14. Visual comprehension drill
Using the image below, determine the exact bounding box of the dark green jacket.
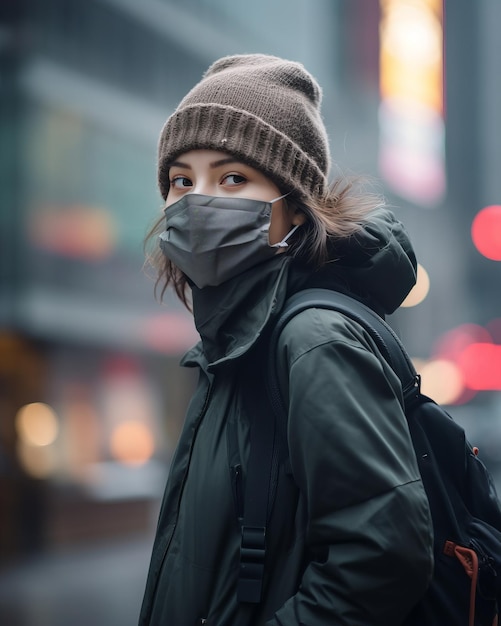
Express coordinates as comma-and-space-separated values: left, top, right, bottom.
139, 209, 434, 625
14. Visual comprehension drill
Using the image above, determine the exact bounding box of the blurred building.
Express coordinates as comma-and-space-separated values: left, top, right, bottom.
0, 0, 208, 562
0, 1, 500, 621
0, 0, 370, 567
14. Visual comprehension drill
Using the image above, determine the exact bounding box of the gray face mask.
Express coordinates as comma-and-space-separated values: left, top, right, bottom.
159, 193, 298, 289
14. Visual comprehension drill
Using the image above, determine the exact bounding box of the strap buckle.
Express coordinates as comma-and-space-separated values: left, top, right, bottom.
237, 525, 266, 603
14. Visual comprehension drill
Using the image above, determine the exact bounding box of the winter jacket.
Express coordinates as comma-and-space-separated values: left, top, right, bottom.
139, 209, 434, 626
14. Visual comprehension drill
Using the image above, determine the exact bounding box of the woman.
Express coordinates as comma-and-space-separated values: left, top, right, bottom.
139, 54, 433, 626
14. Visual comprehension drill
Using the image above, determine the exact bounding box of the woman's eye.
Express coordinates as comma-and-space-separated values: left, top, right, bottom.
170, 176, 192, 189
223, 174, 247, 186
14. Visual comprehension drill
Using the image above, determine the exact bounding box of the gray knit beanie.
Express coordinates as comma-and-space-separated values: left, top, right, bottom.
158, 54, 331, 201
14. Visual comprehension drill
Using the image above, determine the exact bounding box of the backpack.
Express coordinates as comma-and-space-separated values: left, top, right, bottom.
237, 288, 501, 626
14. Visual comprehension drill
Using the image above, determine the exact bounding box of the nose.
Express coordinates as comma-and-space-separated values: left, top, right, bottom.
191, 178, 213, 197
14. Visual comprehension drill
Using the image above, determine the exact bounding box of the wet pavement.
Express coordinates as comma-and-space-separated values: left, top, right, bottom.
0, 533, 153, 626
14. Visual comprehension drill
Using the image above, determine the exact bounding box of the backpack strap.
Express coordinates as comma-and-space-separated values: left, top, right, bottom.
237, 353, 280, 604
268, 288, 421, 415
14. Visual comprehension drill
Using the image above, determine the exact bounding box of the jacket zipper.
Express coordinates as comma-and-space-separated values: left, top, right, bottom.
231, 463, 244, 524
145, 376, 215, 623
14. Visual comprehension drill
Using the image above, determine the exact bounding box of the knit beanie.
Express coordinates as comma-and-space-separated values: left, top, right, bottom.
158, 54, 331, 201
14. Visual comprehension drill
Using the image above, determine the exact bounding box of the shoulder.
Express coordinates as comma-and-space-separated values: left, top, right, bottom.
276, 305, 379, 365
274, 304, 403, 404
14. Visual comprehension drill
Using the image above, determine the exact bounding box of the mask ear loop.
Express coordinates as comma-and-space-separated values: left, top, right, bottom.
272, 224, 301, 248
269, 191, 291, 204
268, 191, 301, 248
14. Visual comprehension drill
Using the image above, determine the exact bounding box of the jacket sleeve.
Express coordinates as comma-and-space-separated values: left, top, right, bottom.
266, 308, 434, 626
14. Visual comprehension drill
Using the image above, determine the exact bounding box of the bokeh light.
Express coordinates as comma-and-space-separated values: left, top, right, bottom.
432, 323, 492, 359
418, 358, 464, 405
15, 402, 60, 478
457, 343, 501, 390
27, 204, 117, 259
471, 205, 501, 261
430, 322, 501, 395
401, 263, 430, 307
16, 402, 59, 447
110, 420, 155, 466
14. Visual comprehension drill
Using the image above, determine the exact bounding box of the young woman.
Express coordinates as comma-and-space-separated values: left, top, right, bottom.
139, 54, 433, 626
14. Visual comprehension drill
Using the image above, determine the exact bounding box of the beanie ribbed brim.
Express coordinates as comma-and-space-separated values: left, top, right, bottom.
158, 104, 328, 201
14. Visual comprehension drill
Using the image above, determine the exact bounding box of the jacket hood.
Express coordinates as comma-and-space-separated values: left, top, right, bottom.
323, 208, 417, 315
183, 255, 292, 369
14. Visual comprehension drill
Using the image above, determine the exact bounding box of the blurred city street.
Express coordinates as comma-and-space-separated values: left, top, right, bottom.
0, 1, 500, 624
0, 533, 153, 626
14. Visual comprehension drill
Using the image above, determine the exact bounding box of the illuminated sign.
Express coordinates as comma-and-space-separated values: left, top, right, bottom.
379, 0, 445, 206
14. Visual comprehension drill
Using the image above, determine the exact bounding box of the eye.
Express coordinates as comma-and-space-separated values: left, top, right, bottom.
222, 173, 247, 187
170, 175, 192, 189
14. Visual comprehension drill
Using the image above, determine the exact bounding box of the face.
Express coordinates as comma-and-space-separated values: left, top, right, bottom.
165, 149, 305, 244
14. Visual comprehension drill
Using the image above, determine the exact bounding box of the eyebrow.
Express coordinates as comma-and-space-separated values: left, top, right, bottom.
169, 157, 242, 170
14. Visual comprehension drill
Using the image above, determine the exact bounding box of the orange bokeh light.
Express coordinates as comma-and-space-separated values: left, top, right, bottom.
419, 358, 464, 405
110, 420, 154, 466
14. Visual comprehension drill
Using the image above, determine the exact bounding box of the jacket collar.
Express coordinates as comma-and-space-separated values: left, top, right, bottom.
182, 255, 292, 370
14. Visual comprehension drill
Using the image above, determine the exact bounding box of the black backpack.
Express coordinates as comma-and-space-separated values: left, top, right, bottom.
237, 288, 501, 626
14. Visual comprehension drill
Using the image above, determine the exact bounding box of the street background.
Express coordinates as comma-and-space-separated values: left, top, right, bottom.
1, 1, 500, 624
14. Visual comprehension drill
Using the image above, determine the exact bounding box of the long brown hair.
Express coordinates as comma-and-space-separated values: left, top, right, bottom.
144, 175, 384, 309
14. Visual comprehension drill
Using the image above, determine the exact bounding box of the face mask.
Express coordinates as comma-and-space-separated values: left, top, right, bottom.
159, 193, 299, 289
